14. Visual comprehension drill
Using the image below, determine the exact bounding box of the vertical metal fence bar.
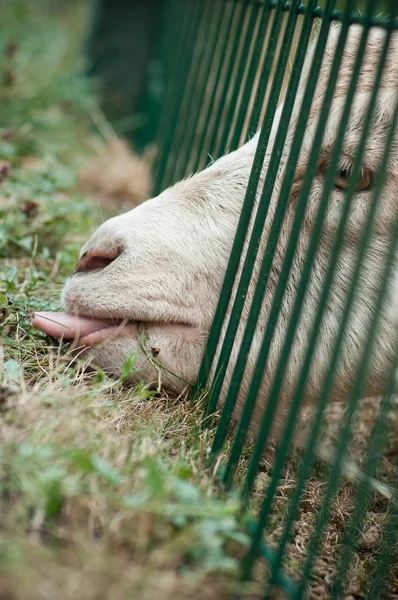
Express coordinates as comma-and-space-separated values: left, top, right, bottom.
173, 0, 230, 181
298, 209, 398, 599
225, 0, 272, 153
154, 0, 206, 195
329, 85, 398, 598
192, 0, 241, 173
205, 0, 251, 162
194, 0, 292, 403
160, 0, 215, 188
208, 0, 311, 452
167, 0, 226, 184
241, 1, 386, 581
209, 0, 335, 456
292, 24, 394, 598
152, 0, 177, 90
222, 1, 354, 491
153, 1, 195, 148
151, 0, 190, 148
215, 0, 262, 158
243, 16, 373, 587
331, 360, 398, 598
244, 0, 291, 137
198, 0, 309, 421
366, 503, 398, 600
140, 0, 182, 147
254, 42, 397, 593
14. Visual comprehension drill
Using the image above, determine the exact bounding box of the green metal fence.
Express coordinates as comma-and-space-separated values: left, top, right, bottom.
86, 0, 164, 143
149, 0, 398, 597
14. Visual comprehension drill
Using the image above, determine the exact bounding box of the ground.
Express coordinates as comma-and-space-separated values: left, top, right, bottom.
0, 3, 397, 600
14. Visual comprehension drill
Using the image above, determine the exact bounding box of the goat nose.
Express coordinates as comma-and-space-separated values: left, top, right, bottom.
75, 247, 121, 273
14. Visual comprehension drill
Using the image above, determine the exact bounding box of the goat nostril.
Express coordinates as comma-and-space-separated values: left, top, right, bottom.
75, 247, 121, 273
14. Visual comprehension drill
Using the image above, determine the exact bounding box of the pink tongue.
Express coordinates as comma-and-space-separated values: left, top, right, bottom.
32, 312, 118, 340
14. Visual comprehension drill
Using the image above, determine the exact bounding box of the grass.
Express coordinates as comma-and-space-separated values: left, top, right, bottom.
0, 3, 260, 598
0, 2, 397, 599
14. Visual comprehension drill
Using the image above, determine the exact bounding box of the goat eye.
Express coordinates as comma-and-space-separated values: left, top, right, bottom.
334, 167, 373, 192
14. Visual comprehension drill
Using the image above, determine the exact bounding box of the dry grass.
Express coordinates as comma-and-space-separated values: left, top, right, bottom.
0, 3, 261, 598
259, 401, 398, 599
1, 2, 398, 599
0, 359, 257, 600
78, 137, 153, 211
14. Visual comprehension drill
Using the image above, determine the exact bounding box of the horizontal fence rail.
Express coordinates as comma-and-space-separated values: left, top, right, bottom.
149, 0, 398, 597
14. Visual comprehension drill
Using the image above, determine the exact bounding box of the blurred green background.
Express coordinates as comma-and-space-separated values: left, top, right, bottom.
85, 0, 394, 148
0, 0, 393, 152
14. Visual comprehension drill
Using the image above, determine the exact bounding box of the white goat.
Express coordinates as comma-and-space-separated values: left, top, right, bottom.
34, 26, 398, 495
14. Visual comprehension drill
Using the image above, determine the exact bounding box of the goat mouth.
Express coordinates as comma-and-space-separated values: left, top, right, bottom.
32, 312, 198, 347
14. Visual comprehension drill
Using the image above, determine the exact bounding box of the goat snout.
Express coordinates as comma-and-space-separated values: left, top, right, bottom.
75, 247, 121, 273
